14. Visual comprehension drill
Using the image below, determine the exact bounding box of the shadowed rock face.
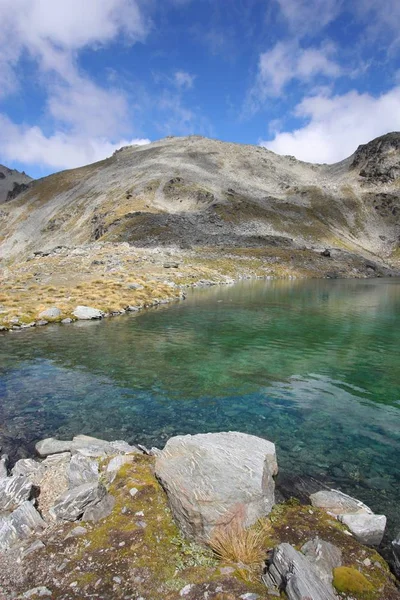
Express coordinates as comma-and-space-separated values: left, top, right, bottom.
0, 165, 32, 204
351, 132, 400, 183
0, 134, 399, 266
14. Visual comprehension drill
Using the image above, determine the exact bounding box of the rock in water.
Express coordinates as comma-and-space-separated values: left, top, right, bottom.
0, 476, 34, 510
35, 438, 73, 457
67, 454, 99, 488
301, 537, 342, 584
155, 432, 277, 541
0, 501, 46, 551
72, 306, 104, 320
263, 542, 337, 600
339, 513, 386, 546
49, 482, 106, 521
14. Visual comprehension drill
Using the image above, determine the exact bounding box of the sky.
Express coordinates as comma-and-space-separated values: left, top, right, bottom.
0, 0, 400, 178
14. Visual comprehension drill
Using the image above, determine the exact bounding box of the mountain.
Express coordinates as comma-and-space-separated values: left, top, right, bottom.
0, 133, 399, 269
0, 164, 32, 204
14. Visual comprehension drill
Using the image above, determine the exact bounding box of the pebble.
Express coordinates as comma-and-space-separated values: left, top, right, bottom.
129, 487, 138, 497
113, 576, 122, 584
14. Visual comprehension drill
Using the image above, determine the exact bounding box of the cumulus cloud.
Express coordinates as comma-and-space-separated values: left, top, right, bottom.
0, 115, 150, 171
254, 42, 341, 99
260, 86, 400, 163
0, 0, 150, 171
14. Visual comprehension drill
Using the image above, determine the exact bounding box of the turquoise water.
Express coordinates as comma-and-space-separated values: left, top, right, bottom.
0, 278, 399, 540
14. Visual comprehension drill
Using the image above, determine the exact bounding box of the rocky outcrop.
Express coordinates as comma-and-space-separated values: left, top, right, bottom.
263, 542, 338, 600
155, 432, 277, 541
0, 164, 32, 204
351, 132, 400, 183
67, 454, 99, 488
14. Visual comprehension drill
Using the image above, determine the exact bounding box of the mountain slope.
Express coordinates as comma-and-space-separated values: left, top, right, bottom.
0, 133, 399, 267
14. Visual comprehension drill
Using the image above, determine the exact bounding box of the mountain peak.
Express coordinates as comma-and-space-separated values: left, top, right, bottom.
350, 132, 400, 182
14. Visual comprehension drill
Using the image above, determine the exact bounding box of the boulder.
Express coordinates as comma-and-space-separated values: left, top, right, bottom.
155, 432, 277, 541
0, 501, 46, 551
35, 438, 72, 458
310, 489, 372, 515
106, 455, 135, 483
0, 454, 9, 478
72, 306, 104, 320
263, 542, 337, 600
12, 458, 44, 480
301, 537, 342, 584
0, 476, 34, 511
38, 307, 61, 320
67, 454, 99, 488
339, 513, 386, 546
49, 482, 106, 521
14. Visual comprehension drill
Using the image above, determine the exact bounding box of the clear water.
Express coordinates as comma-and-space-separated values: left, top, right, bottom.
0, 278, 399, 540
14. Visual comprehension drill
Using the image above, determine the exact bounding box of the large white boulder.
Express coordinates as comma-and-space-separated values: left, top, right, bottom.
72, 306, 104, 320
155, 431, 277, 541
339, 513, 386, 546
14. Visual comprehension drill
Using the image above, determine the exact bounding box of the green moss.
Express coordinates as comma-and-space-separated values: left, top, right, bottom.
333, 566, 374, 595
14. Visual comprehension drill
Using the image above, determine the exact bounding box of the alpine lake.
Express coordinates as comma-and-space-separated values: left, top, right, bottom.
0, 277, 399, 544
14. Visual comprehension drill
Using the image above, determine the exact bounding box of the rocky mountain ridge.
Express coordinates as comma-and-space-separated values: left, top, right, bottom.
0, 133, 399, 269
0, 164, 32, 204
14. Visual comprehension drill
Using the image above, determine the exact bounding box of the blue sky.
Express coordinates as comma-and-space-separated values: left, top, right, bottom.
0, 0, 399, 178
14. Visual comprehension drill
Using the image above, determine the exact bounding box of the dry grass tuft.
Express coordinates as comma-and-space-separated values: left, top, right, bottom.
208, 518, 270, 582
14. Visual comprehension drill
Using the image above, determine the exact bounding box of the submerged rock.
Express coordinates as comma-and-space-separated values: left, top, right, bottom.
155, 431, 277, 541
263, 542, 337, 600
0, 501, 46, 551
49, 482, 106, 521
339, 513, 386, 546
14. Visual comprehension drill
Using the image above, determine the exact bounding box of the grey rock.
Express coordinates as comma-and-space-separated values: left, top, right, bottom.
38, 307, 61, 319
392, 533, 400, 578
155, 431, 277, 541
127, 283, 144, 290
109, 439, 141, 454
263, 542, 337, 600
12, 458, 43, 479
42, 452, 71, 466
339, 513, 386, 546
35, 320, 48, 326
82, 493, 115, 522
0, 454, 9, 478
310, 489, 372, 516
61, 318, 73, 324
49, 482, 106, 521
301, 537, 342, 584
72, 305, 104, 320
67, 454, 99, 488
35, 438, 73, 457
22, 586, 52, 598
0, 476, 34, 510
0, 501, 46, 551
65, 525, 88, 539
106, 455, 135, 483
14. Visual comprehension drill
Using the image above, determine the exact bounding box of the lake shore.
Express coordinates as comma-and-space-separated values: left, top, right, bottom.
1, 242, 398, 332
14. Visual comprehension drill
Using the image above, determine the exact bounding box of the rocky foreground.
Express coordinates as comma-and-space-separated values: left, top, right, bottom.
0, 432, 399, 600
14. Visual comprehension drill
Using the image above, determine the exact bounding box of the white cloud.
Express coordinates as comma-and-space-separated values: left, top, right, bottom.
0, 114, 150, 171
0, 0, 150, 171
255, 42, 341, 98
275, 0, 341, 35
174, 70, 195, 89
261, 86, 400, 163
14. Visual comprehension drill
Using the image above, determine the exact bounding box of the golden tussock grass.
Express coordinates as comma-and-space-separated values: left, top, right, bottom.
208, 518, 271, 582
